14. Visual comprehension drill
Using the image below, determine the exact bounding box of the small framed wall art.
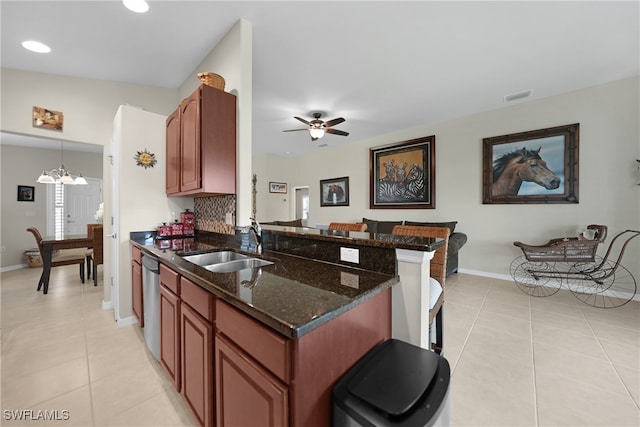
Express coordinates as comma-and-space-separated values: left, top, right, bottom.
17, 185, 35, 202
320, 176, 349, 207
269, 182, 287, 193
33, 106, 63, 131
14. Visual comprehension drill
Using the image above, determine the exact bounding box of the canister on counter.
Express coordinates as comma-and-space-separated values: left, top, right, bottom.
157, 222, 172, 238
171, 220, 184, 236
181, 209, 195, 225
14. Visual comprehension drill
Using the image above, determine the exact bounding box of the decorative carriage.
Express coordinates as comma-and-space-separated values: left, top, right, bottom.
510, 225, 639, 308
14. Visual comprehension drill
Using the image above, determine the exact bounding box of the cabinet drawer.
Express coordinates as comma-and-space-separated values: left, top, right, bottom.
160, 264, 180, 295
132, 246, 142, 264
216, 300, 290, 383
181, 277, 214, 323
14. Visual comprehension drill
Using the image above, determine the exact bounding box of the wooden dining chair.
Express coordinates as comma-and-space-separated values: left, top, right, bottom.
85, 223, 100, 279
91, 225, 104, 286
26, 227, 86, 290
328, 222, 368, 232
392, 225, 450, 354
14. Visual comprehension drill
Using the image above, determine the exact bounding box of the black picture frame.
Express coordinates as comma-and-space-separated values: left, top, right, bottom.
18, 185, 35, 202
269, 182, 287, 193
482, 123, 579, 204
370, 135, 436, 209
320, 176, 350, 207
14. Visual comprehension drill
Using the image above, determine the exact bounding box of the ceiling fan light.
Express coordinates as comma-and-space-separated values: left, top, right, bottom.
309, 128, 325, 139
123, 0, 149, 13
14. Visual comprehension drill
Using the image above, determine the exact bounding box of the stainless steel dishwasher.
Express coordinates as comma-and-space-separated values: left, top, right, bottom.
141, 253, 160, 361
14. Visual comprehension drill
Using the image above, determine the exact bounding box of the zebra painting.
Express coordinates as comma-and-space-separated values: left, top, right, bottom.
370, 136, 435, 209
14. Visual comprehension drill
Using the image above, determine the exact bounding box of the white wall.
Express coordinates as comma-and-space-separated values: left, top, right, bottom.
256, 77, 640, 280
0, 68, 177, 147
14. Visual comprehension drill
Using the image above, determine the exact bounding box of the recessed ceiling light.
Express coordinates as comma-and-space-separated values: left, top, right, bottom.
21, 40, 51, 53
123, 0, 149, 13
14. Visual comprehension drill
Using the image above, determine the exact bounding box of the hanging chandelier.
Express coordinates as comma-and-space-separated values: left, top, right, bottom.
36, 140, 88, 185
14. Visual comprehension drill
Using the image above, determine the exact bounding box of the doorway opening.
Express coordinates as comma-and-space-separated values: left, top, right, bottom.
292, 186, 310, 227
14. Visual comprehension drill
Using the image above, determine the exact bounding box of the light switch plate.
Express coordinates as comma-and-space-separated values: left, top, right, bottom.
340, 247, 360, 263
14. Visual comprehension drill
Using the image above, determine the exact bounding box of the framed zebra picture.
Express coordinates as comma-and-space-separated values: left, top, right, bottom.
370, 135, 436, 209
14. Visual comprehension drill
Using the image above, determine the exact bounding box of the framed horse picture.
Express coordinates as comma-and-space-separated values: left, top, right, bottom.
482, 123, 579, 204
370, 136, 436, 209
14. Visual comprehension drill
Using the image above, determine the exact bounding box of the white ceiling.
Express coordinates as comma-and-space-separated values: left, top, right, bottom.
1, 1, 638, 157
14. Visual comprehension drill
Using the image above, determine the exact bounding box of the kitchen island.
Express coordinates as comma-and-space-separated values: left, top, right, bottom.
130, 226, 443, 427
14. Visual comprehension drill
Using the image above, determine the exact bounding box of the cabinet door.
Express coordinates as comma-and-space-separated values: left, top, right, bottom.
215, 335, 288, 427
181, 303, 213, 427
131, 260, 143, 328
165, 108, 181, 195
180, 90, 201, 192
160, 285, 181, 391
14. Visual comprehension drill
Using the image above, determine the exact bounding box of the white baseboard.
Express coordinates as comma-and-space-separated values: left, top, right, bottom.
456, 268, 640, 302
457, 268, 512, 282
0, 264, 28, 273
102, 300, 114, 310
117, 316, 138, 328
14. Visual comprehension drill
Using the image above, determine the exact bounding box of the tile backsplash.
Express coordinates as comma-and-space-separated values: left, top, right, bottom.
194, 195, 236, 235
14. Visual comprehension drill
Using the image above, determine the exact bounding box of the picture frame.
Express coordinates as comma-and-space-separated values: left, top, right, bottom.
320, 176, 350, 207
32, 106, 63, 131
269, 182, 287, 193
17, 185, 35, 202
482, 123, 579, 204
370, 135, 436, 209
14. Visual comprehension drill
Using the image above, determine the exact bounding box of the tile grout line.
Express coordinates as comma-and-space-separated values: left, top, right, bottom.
81, 283, 97, 427
529, 294, 540, 427
449, 281, 488, 376
582, 308, 640, 411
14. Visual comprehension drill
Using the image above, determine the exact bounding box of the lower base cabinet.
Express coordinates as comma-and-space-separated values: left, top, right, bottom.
181, 303, 213, 427
215, 335, 288, 427
154, 261, 391, 427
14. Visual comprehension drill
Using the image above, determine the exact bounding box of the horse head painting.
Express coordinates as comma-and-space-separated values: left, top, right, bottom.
492, 147, 561, 196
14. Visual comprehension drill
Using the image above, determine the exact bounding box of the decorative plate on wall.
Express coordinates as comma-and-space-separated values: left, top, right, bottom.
134, 149, 157, 169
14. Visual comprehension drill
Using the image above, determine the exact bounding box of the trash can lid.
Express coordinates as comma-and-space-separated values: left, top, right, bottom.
347, 339, 440, 416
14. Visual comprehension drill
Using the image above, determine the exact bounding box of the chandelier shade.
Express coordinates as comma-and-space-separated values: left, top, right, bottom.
36, 141, 88, 185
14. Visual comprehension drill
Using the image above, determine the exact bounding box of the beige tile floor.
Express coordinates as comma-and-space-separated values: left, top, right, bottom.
1, 266, 639, 426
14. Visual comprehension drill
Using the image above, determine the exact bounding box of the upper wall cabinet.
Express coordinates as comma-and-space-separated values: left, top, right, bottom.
166, 84, 237, 196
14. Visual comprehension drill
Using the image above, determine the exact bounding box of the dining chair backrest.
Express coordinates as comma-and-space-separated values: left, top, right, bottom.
26, 227, 44, 256
92, 225, 104, 266
328, 222, 368, 232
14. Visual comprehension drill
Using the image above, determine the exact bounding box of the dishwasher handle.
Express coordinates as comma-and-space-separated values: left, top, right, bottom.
141, 254, 160, 273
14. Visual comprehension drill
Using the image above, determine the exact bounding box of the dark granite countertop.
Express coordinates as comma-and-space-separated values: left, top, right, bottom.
131, 233, 399, 339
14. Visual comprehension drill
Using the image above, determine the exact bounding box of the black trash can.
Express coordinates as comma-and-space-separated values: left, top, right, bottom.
333, 339, 450, 427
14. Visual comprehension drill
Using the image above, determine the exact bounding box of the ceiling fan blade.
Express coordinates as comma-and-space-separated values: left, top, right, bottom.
326, 128, 350, 136
323, 117, 345, 128
294, 116, 311, 126
282, 128, 308, 132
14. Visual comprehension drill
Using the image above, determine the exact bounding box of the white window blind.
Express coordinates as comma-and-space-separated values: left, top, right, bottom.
54, 183, 65, 238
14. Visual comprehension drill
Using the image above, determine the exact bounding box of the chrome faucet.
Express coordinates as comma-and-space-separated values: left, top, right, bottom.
245, 217, 262, 254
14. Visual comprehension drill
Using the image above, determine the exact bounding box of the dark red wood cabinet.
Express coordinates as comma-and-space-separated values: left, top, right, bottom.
165, 84, 236, 196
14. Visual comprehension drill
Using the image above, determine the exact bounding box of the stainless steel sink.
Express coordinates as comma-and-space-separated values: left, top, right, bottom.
182, 250, 273, 273
204, 258, 273, 273
182, 251, 249, 266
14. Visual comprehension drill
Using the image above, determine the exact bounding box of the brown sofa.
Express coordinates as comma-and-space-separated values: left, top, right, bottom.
363, 218, 467, 276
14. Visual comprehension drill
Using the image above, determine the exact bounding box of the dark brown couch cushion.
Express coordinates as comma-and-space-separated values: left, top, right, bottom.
404, 221, 458, 234
276, 219, 303, 227
362, 218, 404, 234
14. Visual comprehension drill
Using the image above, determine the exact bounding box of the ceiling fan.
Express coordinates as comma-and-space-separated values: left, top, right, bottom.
283, 112, 350, 141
